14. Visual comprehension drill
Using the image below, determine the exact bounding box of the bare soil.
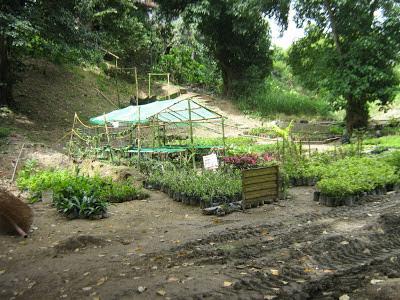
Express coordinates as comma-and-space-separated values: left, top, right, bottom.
1, 185, 400, 300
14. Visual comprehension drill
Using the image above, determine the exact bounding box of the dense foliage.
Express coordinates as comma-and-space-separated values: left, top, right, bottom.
289, 0, 400, 134
316, 157, 399, 197
146, 167, 242, 207
364, 135, 400, 149
157, 0, 290, 95
154, 20, 222, 91
1, 0, 162, 107
17, 161, 148, 218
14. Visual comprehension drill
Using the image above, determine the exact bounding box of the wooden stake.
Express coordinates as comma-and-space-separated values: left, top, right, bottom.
167, 73, 170, 100
134, 67, 139, 104
10, 143, 25, 182
116, 67, 120, 108
148, 73, 151, 98
188, 99, 195, 169
137, 106, 142, 169
221, 118, 226, 156
103, 114, 112, 162
68, 113, 77, 156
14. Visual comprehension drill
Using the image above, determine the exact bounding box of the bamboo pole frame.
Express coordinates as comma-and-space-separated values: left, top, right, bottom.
221, 118, 226, 156
68, 113, 77, 156
137, 106, 141, 168
74, 97, 225, 166
188, 99, 195, 169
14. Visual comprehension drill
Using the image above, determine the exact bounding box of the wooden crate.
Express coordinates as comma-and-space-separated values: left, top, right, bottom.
242, 166, 279, 209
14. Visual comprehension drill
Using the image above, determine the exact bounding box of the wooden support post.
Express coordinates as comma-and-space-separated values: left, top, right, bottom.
221, 118, 226, 156
167, 73, 170, 100
152, 120, 156, 148
299, 139, 302, 157
163, 124, 166, 146
103, 114, 113, 162
114, 57, 120, 108
137, 106, 141, 169
134, 67, 139, 104
188, 99, 195, 169
68, 113, 77, 156
148, 73, 151, 98
10, 143, 25, 182
95, 127, 99, 158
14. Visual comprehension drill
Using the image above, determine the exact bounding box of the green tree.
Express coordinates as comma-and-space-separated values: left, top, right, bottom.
157, 0, 290, 96
0, 0, 161, 107
0, 0, 35, 107
289, 0, 400, 135
154, 19, 222, 90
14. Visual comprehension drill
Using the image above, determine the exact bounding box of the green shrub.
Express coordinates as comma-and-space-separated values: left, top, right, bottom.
364, 135, 400, 148
316, 157, 399, 197
54, 188, 108, 219
0, 127, 11, 139
17, 164, 148, 218
236, 78, 331, 117
154, 45, 222, 92
381, 150, 400, 172
248, 127, 279, 138
147, 166, 242, 206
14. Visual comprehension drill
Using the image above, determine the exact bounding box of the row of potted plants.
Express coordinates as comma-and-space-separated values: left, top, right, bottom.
314, 156, 399, 206
144, 168, 242, 208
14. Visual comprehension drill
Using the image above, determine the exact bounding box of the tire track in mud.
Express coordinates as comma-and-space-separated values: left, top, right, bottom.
159, 194, 400, 299
167, 194, 400, 259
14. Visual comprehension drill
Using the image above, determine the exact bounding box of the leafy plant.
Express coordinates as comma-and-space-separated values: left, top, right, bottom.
222, 153, 276, 169
364, 135, 400, 149
146, 165, 242, 207
54, 188, 108, 219
17, 163, 148, 218
237, 77, 331, 117
316, 157, 399, 197
0, 127, 11, 139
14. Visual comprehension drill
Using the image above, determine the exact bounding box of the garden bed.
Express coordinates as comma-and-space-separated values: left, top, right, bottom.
16, 161, 148, 219
144, 168, 242, 208
314, 156, 400, 207
314, 183, 400, 207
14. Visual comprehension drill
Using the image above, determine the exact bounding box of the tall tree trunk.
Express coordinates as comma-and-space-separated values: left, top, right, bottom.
221, 68, 234, 97
0, 34, 14, 107
345, 97, 369, 136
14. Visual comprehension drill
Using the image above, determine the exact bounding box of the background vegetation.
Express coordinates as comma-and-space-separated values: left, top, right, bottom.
1, 0, 399, 133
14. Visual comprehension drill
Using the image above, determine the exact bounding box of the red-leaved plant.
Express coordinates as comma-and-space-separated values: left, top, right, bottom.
222, 152, 276, 169
222, 154, 258, 169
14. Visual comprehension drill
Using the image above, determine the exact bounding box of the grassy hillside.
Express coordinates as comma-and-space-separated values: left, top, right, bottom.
2, 59, 172, 144
236, 57, 332, 120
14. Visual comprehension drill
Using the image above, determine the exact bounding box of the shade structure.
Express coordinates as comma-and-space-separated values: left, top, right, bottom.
89, 98, 221, 125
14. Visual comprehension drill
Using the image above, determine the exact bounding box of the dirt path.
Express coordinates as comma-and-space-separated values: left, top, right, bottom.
175, 92, 264, 137
1, 187, 400, 300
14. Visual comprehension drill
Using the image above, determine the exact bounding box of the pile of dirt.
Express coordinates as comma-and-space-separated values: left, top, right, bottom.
378, 212, 400, 233
54, 235, 107, 254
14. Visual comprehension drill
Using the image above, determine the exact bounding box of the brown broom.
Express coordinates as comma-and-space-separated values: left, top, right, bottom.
0, 189, 33, 238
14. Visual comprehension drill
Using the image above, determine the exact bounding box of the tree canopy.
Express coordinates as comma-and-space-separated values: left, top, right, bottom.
157, 0, 290, 95
0, 0, 162, 107
289, 0, 400, 134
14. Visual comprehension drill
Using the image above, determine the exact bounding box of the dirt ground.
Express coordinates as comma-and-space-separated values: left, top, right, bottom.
1, 120, 400, 300
1, 183, 400, 300
2, 62, 400, 299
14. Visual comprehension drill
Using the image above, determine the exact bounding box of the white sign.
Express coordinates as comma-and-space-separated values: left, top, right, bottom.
203, 153, 219, 170
112, 122, 120, 128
